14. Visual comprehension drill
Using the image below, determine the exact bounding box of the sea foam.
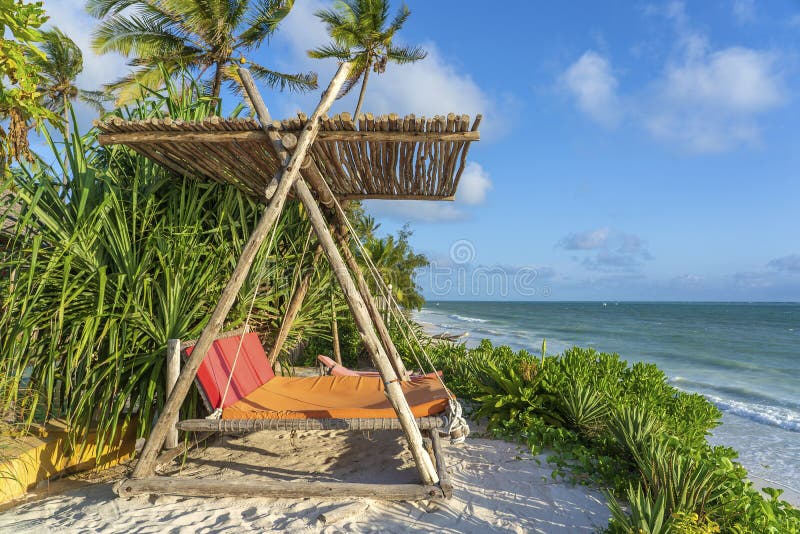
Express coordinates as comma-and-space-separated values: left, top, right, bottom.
705, 395, 800, 433
449, 314, 489, 323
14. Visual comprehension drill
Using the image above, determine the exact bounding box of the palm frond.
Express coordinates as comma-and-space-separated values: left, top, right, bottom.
307, 43, 352, 61
385, 44, 427, 64
92, 13, 194, 58
78, 90, 111, 114
247, 62, 318, 92
85, 0, 144, 18
387, 4, 411, 35
240, 0, 295, 48
106, 64, 177, 104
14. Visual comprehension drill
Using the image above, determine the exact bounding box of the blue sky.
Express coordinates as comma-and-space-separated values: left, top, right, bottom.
45, 0, 800, 301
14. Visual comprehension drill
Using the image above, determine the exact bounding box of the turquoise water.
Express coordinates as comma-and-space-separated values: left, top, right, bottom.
416, 301, 800, 493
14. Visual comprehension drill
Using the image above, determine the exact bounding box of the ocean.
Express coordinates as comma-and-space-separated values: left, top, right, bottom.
415, 301, 800, 493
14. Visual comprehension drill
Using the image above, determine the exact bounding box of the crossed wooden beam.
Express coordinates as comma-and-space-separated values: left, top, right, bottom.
122, 63, 443, 498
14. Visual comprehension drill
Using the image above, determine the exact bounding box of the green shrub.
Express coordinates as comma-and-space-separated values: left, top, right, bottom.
425, 339, 800, 533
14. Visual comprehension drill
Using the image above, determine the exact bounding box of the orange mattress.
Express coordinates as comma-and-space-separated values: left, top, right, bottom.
221, 375, 451, 420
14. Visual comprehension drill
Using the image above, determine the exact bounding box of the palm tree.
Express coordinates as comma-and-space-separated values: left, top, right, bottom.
27, 28, 107, 141
88, 0, 317, 105
309, 0, 427, 117
362, 225, 428, 309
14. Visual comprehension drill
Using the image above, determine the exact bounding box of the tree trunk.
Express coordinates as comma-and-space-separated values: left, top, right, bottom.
63, 94, 70, 142
353, 58, 371, 118
62, 94, 69, 186
211, 61, 225, 108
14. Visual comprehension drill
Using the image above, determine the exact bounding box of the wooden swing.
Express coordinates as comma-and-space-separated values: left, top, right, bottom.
95, 63, 481, 501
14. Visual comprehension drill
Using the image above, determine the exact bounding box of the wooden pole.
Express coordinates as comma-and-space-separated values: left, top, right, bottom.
267, 245, 323, 365
118, 476, 444, 500
293, 178, 439, 486
331, 287, 342, 365
129, 63, 352, 481
165, 339, 181, 450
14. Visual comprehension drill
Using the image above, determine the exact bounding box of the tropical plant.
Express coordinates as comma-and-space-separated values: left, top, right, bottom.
607, 405, 664, 461
556, 382, 608, 438
27, 28, 107, 141
0, 77, 337, 453
608, 483, 669, 534
0, 0, 57, 171
361, 223, 428, 309
475, 356, 545, 429
309, 0, 427, 117
606, 438, 728, 533
88, 0, 317, 104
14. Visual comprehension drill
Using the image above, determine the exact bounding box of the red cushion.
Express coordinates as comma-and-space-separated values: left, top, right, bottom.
185, 332, 275, 409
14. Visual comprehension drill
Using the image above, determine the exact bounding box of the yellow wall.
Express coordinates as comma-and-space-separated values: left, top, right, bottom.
0, 421, 136, 504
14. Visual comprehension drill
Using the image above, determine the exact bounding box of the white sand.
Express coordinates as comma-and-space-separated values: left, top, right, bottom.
1, 430, 610, 533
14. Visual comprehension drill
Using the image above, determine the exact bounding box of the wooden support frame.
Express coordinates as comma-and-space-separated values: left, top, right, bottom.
300, 161, 409, 381
429, 430, 453, 498
124, 427, 452, 500
113, 63, 457, 501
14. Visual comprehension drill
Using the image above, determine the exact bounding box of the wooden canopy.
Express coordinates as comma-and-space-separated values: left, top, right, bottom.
96, 112, 480, 201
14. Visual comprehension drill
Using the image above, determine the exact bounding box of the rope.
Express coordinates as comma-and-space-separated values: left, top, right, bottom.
328, 195, 470, 443
206, 221, 280, 420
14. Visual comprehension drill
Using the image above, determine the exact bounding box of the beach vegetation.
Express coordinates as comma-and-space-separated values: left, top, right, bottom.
426, 339, 800, 533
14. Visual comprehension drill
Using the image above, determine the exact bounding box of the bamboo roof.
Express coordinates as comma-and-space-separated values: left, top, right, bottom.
96, 112, 481, 201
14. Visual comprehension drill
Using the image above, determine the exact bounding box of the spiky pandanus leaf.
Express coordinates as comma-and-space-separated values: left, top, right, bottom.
0, 80, 337, 454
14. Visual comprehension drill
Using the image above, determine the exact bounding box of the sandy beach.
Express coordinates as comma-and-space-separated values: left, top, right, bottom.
1, 429, 611, 533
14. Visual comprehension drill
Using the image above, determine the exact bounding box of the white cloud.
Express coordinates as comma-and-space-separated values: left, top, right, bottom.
559, 51, 620, 127
562, 3, 787, 153
558, 228, 653, 272
645, 42, 785, 152
359, 44, 497, 132
661, 48, 782, 112
457, 162, 492, 205
558, 228, 610, 250
768, 254, 800, 272
732, 0, 756, 24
